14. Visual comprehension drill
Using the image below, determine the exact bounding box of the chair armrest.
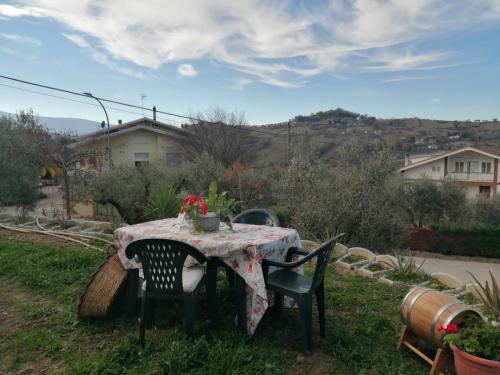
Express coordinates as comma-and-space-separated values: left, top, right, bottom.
285, 247, 310, 262
262, 233, 345, 281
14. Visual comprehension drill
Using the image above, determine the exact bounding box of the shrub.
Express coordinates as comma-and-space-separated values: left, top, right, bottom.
276, 138, 407, 249
144, 186, 181, 220
406, 226, 500, 258
472, 195, 500, 226
402, 179, 467, 227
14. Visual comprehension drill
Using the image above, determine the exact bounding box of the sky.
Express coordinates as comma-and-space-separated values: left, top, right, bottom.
0, 0, 500, 131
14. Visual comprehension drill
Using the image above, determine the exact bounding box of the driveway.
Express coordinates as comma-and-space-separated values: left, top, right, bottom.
413, 256, 500, 285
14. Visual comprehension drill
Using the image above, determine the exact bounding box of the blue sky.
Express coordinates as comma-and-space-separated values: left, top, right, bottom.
1, 0, 500, 132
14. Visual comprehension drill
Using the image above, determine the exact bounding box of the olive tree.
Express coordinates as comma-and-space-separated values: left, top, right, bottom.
0, 111, 49, 210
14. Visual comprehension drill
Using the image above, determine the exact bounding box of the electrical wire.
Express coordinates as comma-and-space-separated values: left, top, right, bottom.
0, 73, 335, 144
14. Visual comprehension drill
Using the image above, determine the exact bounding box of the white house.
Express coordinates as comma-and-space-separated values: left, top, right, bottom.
400, 146, 500, 199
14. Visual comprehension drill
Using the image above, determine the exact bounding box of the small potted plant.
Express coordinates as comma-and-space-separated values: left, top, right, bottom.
179, 182, 237, 232
179, 195, 215, 232
204, 181, 237, 230
441, 319, 500, 374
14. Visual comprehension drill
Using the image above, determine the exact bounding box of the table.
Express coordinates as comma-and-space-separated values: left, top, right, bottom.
114, 218, 301, 334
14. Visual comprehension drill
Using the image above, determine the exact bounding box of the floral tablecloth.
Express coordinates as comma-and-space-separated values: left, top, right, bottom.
114, 218, 300, 334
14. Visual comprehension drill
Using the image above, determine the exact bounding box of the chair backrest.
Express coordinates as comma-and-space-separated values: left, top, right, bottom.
232, 209, 280, 227
125, 239, 206, 295
311, 237, 338, 290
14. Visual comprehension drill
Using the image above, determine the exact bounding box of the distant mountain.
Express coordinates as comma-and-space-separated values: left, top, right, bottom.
1, 111, 100, 135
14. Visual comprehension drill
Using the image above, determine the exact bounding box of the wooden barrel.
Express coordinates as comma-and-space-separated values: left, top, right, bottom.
400, 286, 480, 347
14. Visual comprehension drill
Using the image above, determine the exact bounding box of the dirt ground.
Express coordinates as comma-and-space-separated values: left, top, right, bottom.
0, 228, 82, 249
0, 277, 64, 374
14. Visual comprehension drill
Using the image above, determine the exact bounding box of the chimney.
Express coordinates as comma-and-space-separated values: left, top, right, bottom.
153, 106, 157, 121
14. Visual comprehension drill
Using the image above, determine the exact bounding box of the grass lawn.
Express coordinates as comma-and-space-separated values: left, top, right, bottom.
0, 238, 429, 374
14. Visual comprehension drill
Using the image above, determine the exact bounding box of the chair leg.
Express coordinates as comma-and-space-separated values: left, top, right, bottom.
183, 294, 197, 337
205, 264, 217, 325
225, 267, 235, 287
139, 293, 147, 347
274, 292, 283, 318
127, 269, 139, 317
145, 299, 154, 329
316, 282, 326, 338
298, 295, 313, 356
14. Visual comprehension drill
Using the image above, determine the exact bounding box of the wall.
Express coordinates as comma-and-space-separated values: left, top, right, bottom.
403, 159, 445, 181
73, 128, 188, 169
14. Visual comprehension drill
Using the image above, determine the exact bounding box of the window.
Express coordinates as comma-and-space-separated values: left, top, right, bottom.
133, 135, 149, 144
455, 161, 464, 173
468, 161, 478, 173
432, 166, 441, 173
134, 152, 149, 167
482, 162, 492, 174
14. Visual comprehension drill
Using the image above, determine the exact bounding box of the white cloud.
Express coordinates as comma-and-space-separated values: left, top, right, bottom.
177, 63, 197, 77
0, 33, 41, 45
63, 33, 145, 79
229, 78, 252, 90
431, 97, 441, 103
0, 4, 42, 17
382, 76, 427, 83
3, 1, 500, 87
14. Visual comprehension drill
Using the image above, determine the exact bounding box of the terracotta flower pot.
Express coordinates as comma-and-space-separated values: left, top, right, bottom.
451, 344, 500, 375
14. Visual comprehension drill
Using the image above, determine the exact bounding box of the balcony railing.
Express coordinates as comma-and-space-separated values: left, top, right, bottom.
449, 171, 494, 181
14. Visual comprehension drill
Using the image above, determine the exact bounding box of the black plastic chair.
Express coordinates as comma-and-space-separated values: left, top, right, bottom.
232, 208, 280, 227
262, 234, 344, 355
125, 239, 216, 346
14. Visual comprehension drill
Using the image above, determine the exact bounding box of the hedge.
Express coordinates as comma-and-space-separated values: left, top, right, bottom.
405, 225, 500, 259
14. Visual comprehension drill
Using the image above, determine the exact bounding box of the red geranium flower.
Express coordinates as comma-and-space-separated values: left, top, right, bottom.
200, 201, 207, 215
445, 323, 458, 334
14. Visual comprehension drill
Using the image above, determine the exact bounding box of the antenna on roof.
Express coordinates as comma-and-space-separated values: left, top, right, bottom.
141, 94, 147, 116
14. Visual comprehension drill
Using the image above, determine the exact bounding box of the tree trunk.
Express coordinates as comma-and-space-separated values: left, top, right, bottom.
63, 170, 71, 220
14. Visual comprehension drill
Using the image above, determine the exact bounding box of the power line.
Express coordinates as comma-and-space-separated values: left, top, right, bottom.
0, 74, 335, 144
0, 74, 285, 136
0, 82, 182, 125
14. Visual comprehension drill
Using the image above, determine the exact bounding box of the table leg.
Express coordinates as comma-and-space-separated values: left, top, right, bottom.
126, 269, 139, 317
235, 274, 248, 335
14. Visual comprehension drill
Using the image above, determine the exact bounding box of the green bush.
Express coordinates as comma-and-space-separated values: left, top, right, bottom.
276, 139, 407, 249
145, 186, 181, 220
407, 225, 500, 258
472, 195, 500, 226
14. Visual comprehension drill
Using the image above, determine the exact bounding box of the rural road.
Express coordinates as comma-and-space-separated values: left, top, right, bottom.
413, 256, 500, 285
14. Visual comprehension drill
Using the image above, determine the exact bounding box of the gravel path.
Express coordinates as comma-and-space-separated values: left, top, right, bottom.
413, 256, 500, 285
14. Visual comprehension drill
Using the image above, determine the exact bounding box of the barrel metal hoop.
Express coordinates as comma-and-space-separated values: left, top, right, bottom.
400, 286, 419, 322
405, 288, 433, 324
429, 300, 461, 345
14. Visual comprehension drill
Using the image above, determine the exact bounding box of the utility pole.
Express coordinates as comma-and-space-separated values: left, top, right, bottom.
141, 94, 147, 116
288, 120, 291, 164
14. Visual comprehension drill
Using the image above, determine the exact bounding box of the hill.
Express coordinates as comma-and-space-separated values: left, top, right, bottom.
249, 109, 500, 166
